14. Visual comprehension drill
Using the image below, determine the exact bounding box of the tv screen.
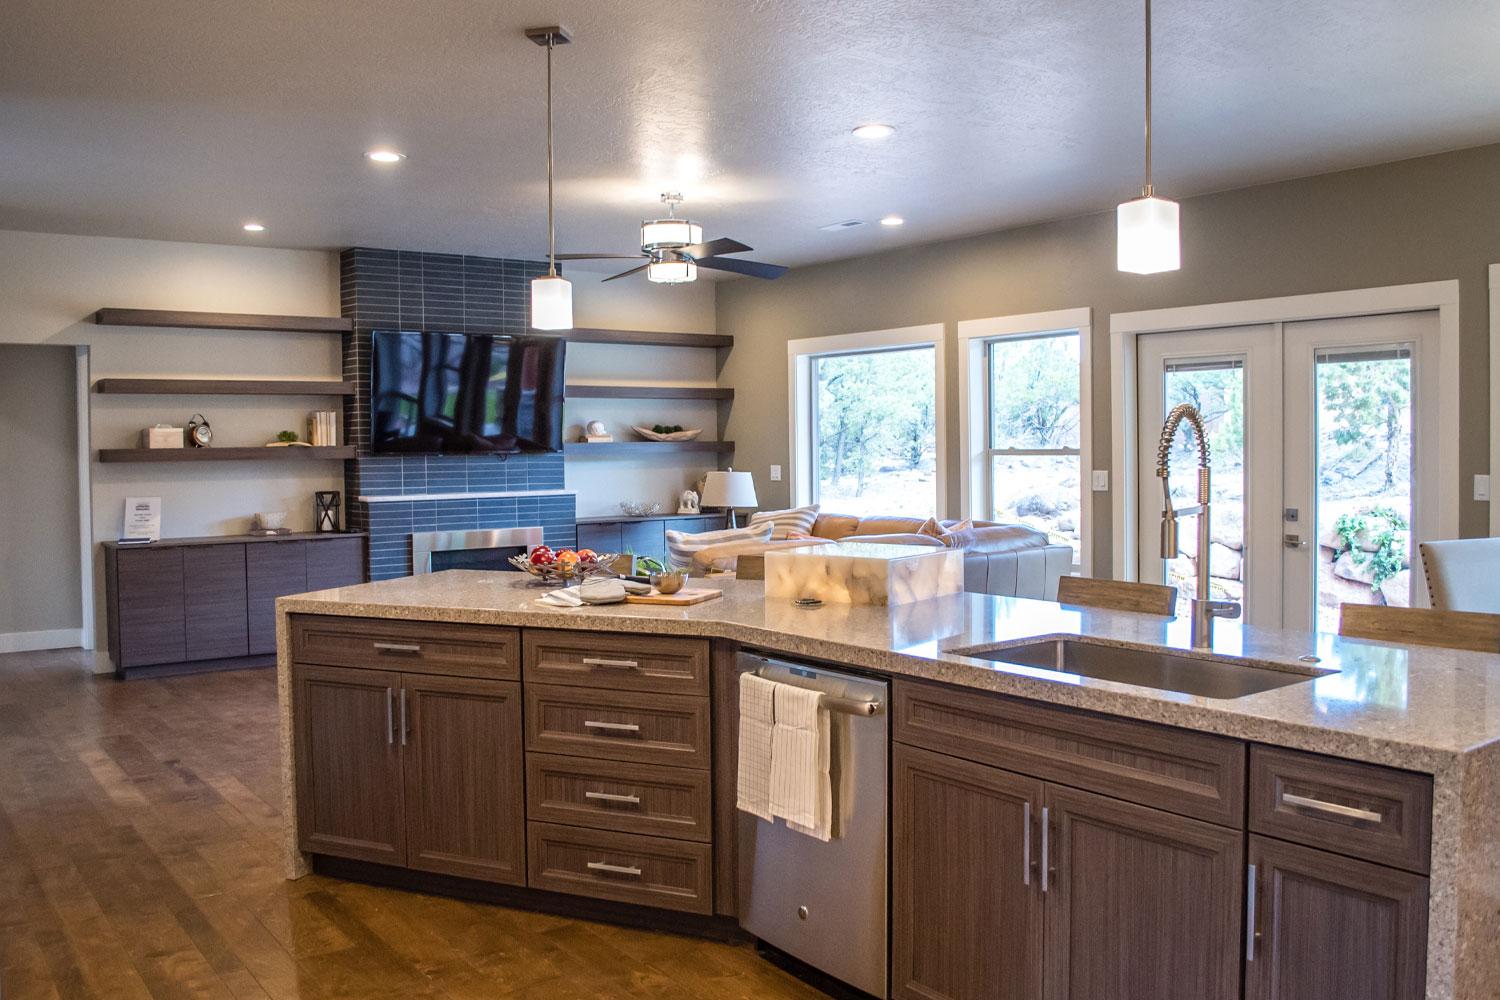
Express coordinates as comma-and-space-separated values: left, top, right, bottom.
370, 330, 566, 454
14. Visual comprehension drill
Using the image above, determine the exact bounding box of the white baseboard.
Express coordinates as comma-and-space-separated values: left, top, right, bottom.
0, 627, 85, 654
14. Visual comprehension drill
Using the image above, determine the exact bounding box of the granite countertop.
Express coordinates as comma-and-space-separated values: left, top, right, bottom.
276, 571, 1500, 774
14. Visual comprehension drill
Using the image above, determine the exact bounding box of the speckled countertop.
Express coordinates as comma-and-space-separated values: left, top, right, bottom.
277, 570, 1500, 773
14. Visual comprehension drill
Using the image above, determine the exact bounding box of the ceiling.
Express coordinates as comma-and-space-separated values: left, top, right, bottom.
3, 0, 1499, 271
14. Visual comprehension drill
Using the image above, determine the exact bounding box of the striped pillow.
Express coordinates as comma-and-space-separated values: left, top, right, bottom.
665, 523, 774, 570
748, 504, 820, 540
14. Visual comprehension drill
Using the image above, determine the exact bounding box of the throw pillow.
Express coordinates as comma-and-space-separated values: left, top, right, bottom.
665, 522, 774, 570
917, 517, 945, 539
748, 504, 819, 540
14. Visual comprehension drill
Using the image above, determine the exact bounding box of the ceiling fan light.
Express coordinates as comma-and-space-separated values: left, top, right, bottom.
647, 259, 697, 284
640, 218, 701, 250
1116, 195, 1180, 274
530, 274, 573, 329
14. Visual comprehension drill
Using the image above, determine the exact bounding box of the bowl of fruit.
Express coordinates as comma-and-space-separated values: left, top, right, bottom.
632, 424, 702, 442
508, 545, 615, 584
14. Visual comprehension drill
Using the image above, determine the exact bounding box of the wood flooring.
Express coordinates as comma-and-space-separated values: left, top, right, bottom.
0, 651, 827, 1000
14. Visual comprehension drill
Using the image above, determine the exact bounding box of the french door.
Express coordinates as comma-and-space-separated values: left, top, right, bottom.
1137, 312, 1439, 633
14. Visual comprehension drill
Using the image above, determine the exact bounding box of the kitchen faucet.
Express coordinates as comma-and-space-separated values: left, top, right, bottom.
1156, 403, 1241, 648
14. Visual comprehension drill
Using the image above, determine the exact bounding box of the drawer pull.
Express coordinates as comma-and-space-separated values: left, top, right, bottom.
1282, 792, 1382, 824
586, 860, 643, 877
583, 720, 642, 734
584, 790, 642, 806
581, 656, 640, 669
372, 642, 422, 655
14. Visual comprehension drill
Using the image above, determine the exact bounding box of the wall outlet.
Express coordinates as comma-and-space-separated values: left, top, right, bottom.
1091, 470, 1109, 492
770, 464, 783, 482
1475, 474, 1491, 502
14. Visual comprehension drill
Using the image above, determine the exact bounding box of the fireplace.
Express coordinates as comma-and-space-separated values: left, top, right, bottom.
411, 527, 544, 575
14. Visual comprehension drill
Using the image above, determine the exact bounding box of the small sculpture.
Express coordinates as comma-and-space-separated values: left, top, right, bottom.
678, 489, 700, 514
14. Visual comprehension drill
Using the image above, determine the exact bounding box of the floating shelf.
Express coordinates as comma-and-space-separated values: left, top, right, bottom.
564, 441, 735, 455
94, 308, 352, 334
94, 378, 355, 396
557, 328, 732, 349
98, 446, 357, 464
565, 384, 733, 400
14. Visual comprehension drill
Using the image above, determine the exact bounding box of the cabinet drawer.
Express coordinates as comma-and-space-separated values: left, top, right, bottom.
526, 753, 712, 842
893, 679, 1245, 826
291, 615, 520, 680
523, 630, 709, 694
527, 821, 713, 914
525, 684, 711, 769
1250, 745, 1432, 873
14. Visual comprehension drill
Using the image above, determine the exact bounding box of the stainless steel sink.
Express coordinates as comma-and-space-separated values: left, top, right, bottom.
956, 638, 1320, 699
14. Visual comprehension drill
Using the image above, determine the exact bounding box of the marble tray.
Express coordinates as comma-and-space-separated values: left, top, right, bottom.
764, 542, 963, 606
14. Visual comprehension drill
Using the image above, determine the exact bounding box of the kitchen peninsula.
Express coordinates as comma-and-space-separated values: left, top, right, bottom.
276, 571, 1500, 1000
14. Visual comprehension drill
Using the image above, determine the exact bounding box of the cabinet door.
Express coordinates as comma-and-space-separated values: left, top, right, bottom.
247, 541, 307, 654
892, 743, 1044, 1000
114, 547, 186, 667
293, 665, 404, 865
306, 536, 365, 591
576, 522, 623, 554
183, 544, 248, 661
620, 520, 666, 561
1246, 835, 1427, 1000
402, 674, 525, 884
1043, 784, 1243, 1000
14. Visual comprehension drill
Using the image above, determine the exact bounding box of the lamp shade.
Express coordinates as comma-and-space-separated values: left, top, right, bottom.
1116, 195, 1180, 274
530, 274, 573, 330
700, 469, 757, 509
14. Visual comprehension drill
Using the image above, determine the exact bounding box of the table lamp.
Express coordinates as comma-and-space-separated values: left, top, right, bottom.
701, 469, 757, 527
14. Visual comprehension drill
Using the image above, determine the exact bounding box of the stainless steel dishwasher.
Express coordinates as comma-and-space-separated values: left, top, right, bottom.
736, 652, 888, 998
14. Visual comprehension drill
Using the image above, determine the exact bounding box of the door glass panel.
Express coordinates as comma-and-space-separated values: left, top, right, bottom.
1162, 360, 1245, 618
1313, 347, 1413, 633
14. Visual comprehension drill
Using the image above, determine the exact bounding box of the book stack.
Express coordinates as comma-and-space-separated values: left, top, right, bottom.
308, 410, 339, 446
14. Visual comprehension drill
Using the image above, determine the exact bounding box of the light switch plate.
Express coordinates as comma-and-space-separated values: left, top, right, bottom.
1091, 470, 1109, 492
1475, 474, 1491, 502
770, 464, 783, 482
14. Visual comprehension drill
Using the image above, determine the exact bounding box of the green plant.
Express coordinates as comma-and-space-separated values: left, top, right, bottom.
635, 556, 665, 575
1332, 505, 1408, 592
276, 430, 299, 443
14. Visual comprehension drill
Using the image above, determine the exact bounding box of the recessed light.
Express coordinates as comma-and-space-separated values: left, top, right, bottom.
365, 149, 406, 164
852, 123, 895, 140
242, 222, 266, 232
880, 215, 905, 227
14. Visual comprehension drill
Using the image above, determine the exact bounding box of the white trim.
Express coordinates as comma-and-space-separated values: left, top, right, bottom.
0, 628, 85, 654
786, 323, 948, 516
957, 308, 1093, 575
1111, 280, 1462, 580
75, 347, 95, 651
357, 489, 576, 503
1490, 263, 1500, 536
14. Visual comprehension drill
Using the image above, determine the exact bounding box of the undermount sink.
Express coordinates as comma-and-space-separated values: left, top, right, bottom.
956, 638, 1321, 699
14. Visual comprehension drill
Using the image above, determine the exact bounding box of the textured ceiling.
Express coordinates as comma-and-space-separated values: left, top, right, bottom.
3, 0, 1499, 270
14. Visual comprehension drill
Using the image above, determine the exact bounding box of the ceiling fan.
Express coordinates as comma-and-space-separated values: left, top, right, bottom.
556, 193, 788, 283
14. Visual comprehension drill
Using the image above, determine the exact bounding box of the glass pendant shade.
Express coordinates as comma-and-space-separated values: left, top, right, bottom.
530, 274, 573, 330
646, 259, 697, 284
640, 218, 703, 250
1116, 195, 1180, 274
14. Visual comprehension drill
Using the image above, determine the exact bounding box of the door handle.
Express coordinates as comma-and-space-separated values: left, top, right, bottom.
373, 642, 422, 655
1281, 792, 1382, 824
586, 861, 643, 877
582, 720, 641, 734
1283, 534, 1306, 550
1040, 806, 1051, 894
385, 687, 395, 745
581, 657, 639, 670
1245, 862, 1259, 961
584, 790, 642, 806
399, 688, 409, 746
1022, 800, 1032, 887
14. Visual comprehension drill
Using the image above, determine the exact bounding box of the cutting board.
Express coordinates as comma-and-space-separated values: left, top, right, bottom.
624, 588, 723, 606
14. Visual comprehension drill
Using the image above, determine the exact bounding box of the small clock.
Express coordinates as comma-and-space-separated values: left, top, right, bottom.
186, 413, 212, 448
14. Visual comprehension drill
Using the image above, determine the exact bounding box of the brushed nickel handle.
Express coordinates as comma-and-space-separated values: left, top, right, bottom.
584, 790, 642, 806
583, 720, 641, 734
1245, 863, 1258, 961
1281, 792, 1382, 824
385, 687, 395, 746
586, 861, 642, 877
373, 642, 421, 655
1040, 806, 1051, 894
1022, 800, 1032, 887
399, 688, 409, 746
581, 657, 639, 669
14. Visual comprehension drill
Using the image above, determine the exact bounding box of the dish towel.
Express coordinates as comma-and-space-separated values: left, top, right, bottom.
535, 586, 584, 608
769, 682, 832, 841
736, 673, 775, 821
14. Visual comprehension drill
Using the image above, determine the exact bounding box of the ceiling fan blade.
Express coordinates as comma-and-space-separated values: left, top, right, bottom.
602, 263, 650, 282
681, 237, 752, 259
554, 252, 644, 260
695, 256, 788, 280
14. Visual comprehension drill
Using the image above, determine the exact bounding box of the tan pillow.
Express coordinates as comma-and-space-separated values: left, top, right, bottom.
917, 517, 945, 539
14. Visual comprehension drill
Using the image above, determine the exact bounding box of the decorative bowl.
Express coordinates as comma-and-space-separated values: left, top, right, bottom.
619, 501, 662, 517
632, 426, 703, 442
507, 550, 618, 585
255, 511, 288, 530
650, 569, 688, 595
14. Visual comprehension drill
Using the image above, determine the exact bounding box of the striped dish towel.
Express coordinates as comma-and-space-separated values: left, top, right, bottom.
736, 673, 775, 821
769, 682, 832, 841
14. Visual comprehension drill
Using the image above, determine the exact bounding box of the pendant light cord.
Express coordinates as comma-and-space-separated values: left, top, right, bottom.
1143, 0, 1154, 198
546, 34, 557, 276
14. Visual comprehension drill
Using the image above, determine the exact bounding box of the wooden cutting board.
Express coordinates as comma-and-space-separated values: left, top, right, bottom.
623, 588, 723, 606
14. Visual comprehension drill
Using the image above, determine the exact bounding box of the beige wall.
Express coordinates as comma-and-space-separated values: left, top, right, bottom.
0, 345, 82, 638
717, 143, 1500, 576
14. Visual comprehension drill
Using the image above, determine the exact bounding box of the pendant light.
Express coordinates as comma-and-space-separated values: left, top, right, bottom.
527, 26, 573, 329
1117, 0, 1180, 274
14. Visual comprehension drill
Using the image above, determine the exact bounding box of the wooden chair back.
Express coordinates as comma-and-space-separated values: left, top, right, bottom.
1338, 603, 1500, 653
1055, 576, 1178, 616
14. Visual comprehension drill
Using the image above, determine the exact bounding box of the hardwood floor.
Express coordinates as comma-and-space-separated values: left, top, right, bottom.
0, 651, 827, 1000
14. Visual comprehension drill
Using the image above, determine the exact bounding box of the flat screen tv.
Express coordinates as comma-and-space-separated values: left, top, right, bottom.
370, 330, 566, 454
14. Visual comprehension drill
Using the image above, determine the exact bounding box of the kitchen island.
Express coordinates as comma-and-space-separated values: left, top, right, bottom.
277, 571, 1500, 1000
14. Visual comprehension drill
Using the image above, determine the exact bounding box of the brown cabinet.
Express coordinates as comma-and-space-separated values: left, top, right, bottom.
183, 544, 248, 660
524, 683, 712, 769
527, 822, 713, 914
523, 630, 710, 695
110, 545, 186, 667
247, 541, 307, 655
291, 615, 519, 680
1245, 834, 1428, 1000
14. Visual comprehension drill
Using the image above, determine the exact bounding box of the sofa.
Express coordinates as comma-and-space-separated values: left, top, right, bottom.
689, 512, 1073, 600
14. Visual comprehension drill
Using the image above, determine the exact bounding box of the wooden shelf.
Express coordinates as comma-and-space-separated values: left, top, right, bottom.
565, 384, 733, 400
98, 446, 357, 464
554, 328, 732, 348
94, 308, 352, 334
94, 378, 354, 396
564, 441, 734, 455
